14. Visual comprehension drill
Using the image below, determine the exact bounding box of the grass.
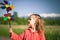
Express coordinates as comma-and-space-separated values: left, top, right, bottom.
0, 26, 9, 37
0, 25, 24, 37
45, 25, 60, 40
45, 30, 60, 40
0, 25, 60, 40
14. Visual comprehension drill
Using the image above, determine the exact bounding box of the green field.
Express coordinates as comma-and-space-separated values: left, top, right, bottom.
0, 25, 60, 40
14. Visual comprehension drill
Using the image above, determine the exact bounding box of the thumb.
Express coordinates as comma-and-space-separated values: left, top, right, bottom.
9, 28, 13, 33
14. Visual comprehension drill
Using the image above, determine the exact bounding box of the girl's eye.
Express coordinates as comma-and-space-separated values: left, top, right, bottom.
29, 19, 31, 20
29, 18, 31, 21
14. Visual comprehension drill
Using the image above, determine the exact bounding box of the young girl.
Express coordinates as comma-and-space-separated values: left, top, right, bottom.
9, 14, 46, 40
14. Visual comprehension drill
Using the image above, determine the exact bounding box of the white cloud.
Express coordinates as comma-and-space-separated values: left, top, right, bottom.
18, 13, 60, 18
27, 13, 60, 17
40, 13, 60, 18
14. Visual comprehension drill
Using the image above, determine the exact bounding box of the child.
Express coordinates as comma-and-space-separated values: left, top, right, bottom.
9, 14, 46, 40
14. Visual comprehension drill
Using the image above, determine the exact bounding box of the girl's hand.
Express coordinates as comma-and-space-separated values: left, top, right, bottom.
9, 28, 13, 33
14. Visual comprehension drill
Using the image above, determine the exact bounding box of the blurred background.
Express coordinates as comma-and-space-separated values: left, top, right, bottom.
0, 0, 60, 40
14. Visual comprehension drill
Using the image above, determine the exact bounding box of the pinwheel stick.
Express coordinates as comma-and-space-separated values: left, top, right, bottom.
7, 11, 11, 28
9, 21, 11, 28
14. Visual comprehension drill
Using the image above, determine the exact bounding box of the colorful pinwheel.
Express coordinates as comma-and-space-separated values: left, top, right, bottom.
0, 0, 15, 28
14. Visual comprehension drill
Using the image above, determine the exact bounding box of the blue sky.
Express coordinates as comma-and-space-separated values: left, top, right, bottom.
0, 0, 60, 17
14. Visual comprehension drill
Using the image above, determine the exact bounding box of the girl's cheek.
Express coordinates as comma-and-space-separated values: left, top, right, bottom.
30, 20, 35, 25
30, 20, 33, 24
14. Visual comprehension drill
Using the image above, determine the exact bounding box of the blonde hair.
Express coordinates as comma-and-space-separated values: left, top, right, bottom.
28, 14, 45, 34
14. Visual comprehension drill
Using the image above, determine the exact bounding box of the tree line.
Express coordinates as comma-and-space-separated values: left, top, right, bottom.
0, 11, 60, 25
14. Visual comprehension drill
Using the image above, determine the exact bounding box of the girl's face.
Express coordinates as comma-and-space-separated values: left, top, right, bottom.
29, 15, 37, 26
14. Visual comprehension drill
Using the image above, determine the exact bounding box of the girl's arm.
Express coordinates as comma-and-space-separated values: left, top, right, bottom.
9, 28, 24, 40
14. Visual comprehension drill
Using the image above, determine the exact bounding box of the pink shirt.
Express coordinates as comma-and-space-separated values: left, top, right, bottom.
10, 28, 46, 40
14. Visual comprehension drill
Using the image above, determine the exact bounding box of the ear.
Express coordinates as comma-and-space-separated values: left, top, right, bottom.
38, 19, 42, 24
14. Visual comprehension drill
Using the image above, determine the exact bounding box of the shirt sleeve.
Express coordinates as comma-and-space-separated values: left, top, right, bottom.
39, 30, 46, 40
10, 32, 25, 40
